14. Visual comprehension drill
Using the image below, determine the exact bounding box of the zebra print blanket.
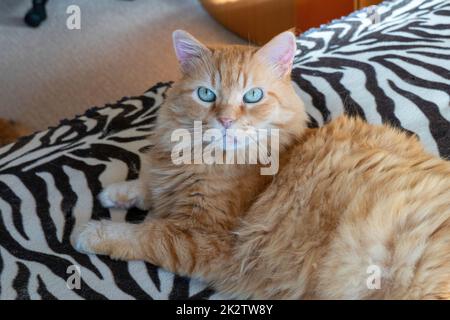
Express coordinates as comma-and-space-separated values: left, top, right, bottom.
1, 0, 449, 299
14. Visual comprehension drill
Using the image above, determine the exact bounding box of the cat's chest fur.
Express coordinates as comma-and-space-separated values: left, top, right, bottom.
147, 160, 271, 228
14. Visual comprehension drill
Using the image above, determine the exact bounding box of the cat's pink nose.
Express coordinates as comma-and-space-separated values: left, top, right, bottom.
218, 117, 233, 129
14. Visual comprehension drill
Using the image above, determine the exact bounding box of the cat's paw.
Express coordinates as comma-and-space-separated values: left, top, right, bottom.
71, 221, 103, 254
98, 180, 149, 210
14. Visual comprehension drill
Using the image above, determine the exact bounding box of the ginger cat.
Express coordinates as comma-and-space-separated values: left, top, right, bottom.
72, 30, 450, 299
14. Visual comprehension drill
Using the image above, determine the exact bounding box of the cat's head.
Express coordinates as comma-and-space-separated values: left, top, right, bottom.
157, 30, 307, 158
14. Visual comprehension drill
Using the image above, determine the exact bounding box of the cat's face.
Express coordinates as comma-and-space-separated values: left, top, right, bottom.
161, 30, 306, 153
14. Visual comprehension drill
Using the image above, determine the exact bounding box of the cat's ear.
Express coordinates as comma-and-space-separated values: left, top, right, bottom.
172, 30, 211, 72
255, 31, 297, 78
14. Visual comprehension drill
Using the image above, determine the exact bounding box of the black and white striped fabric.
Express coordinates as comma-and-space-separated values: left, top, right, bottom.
0, 83, 220, 299
1, 0, 449, 299
293, 0, 450, 159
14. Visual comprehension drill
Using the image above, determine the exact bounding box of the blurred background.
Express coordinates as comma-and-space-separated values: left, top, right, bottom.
0, 0, 381, 133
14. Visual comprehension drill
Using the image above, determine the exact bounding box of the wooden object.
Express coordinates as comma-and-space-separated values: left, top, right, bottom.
201, 0, 383, 45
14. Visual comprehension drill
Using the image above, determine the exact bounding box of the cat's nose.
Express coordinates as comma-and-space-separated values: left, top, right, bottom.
218, 117, 233, 129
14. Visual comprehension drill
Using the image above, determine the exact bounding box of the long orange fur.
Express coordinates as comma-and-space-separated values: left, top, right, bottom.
72, 31, 450, 299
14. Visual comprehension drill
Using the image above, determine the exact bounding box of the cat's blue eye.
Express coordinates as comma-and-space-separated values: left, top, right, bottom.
243, 88, 264, 103
197, 87, 216, 103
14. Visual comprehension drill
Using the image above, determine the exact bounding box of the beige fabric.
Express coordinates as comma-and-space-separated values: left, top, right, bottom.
0, 0, 244, 131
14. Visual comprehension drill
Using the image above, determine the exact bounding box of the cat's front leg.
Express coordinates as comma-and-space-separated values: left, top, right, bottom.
71, 220, 147, 260
71, 218, 234, 278
98, 179, 151, 210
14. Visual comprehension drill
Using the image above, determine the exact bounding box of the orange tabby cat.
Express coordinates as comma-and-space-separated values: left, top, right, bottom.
72, 30, 450, 299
